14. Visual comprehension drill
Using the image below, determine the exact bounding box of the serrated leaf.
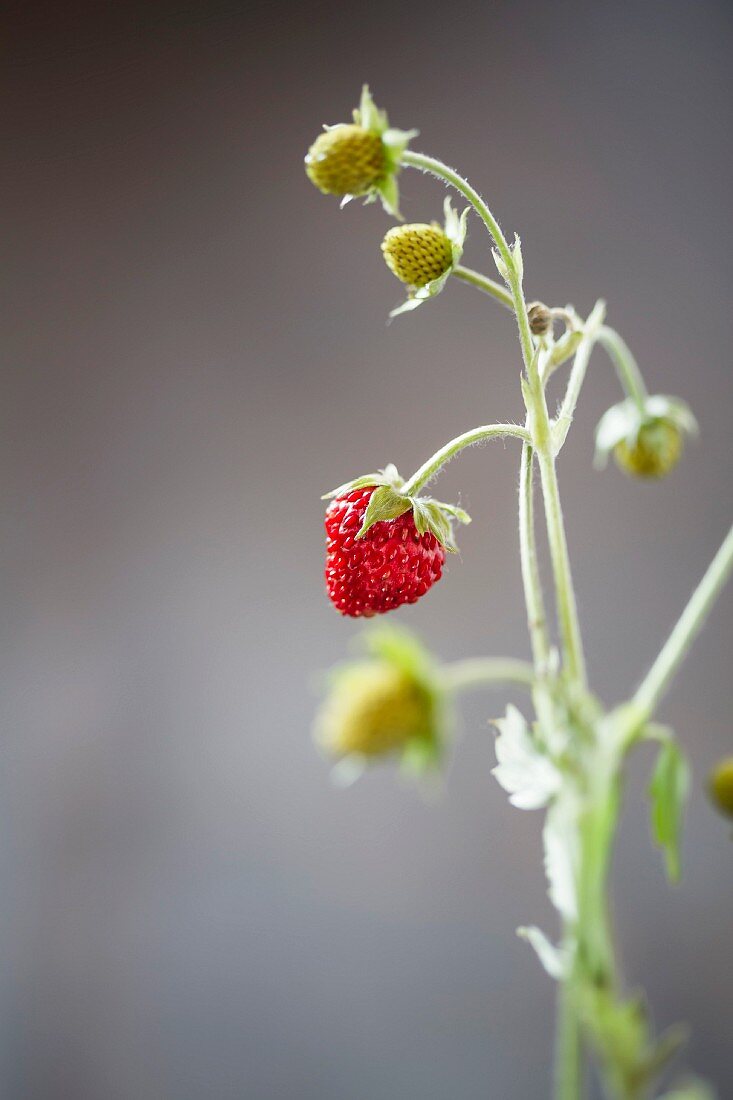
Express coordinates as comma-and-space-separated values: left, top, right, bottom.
356, 485, 411, 537
649, 739, 689, 883
492, 706, 561, 810
517, 925, 567, 980
543, 793, 580, 921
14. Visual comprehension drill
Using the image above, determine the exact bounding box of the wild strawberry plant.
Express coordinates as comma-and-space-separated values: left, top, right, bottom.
305, 87, 733, 1100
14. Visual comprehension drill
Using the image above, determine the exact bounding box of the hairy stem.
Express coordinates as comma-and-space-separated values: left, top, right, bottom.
519, 443, 551, 669
552, 301, 608, 454
451, 264, 514, 310
596, 326, 648, 410
401, 150, 534, 371
634, 522, 733, 719
555, 980, 583, 1100
527, 353, 588, 689
441, 657, 535, 693
402, 423, 529, 496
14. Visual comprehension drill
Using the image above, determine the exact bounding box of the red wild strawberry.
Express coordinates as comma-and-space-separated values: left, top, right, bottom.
325, 487, 446, 617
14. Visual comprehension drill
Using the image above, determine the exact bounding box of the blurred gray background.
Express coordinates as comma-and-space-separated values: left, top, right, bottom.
3, 1, 732, 1097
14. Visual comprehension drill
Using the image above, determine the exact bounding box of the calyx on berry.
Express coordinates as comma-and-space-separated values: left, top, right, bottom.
304, 86, 416, 219
323, 463, 470, 552
384, 198, 469, 318
594, 394, 697, 479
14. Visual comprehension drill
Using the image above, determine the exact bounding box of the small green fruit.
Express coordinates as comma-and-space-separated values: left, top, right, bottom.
381, 223, 453, 287
315, 662, 435, 759
305, 125, 385, 197
709, 756, 733, 819
614, 420, 683, 479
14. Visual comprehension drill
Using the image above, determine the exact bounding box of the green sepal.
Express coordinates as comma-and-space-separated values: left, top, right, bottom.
322, 463, 470, 551
511, 234, 523, 283
649, 736, 690, 883
322, 462, 404, 500
344, 86, 416, 219
356, 485, 412, 536
389, 198, 469, 318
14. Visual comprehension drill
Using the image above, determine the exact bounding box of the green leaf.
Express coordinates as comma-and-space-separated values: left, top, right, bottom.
356, 485, 411, 537
543, 793, 580, 921
492, 706, 561, 810
649, 738, 690, 883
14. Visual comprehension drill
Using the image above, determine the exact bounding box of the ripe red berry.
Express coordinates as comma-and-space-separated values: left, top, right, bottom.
325, 487, 446, 617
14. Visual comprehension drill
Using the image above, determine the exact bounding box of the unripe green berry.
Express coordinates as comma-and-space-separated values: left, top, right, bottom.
316, 662, 434, 759
305, 124, 385, 197
709, 756, 733, 819
381, 223, 453, 287
614, 420, 683, 479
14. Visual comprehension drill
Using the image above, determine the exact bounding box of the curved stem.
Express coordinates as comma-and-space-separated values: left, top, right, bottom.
441, 657, 534, 693
451, 265, 514, 310
634, 522, 733, 719
519, 441, 557, 731
401, 150, 535, 372
596, 325, 648, 410
535, 441, 587, 689
402, 423, 529, 495
552, 301, 607, 454
526, 351, 588, 689
519, 443, 551, 670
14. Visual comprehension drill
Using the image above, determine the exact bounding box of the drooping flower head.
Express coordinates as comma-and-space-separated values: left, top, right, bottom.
305, 86, 416, 218
594, 395, 697, 479
313, 624, 449, 780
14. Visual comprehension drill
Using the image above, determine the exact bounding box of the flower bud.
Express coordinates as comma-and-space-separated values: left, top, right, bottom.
614, 420, 683, 479
305, 124, 385, 197
527, 302, 552, 336
709, 756, 733, 819
315, 662, 435, 758
381, 223, 454, 288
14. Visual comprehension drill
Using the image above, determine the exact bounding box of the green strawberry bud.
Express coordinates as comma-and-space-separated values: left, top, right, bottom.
381, 223, 454, 288
315, 662, 436, 759
305, 124, 386, 198
314, 625, 447, 774
709, 756, 733, 819
614, 419, 683, 479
